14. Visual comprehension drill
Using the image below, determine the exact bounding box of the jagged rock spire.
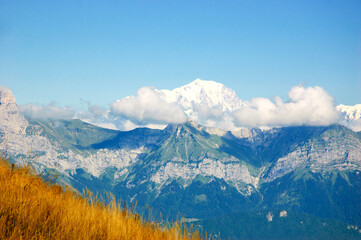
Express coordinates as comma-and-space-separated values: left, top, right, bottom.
0, 86, 16, 106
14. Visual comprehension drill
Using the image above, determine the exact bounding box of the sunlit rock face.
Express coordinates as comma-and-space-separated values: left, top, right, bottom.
263, 130, 361, 182
0, 87, 17, 106
0, 88, 144, 180
0, 87, 28, 135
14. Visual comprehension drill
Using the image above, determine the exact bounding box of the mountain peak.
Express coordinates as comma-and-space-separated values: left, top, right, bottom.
0, 87, 16, 106
187, 78, 225, 88
179, 79, 230, 96
337, 104, 361, 120
158, 79, 245, 114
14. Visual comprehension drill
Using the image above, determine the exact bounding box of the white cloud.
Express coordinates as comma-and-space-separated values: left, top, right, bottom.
192, 103, 224, 121
19, 102, 76, 120
19, 101, 119, 130
10, 82, 353, 131
346, 119, 361, 132
118, 119, 166, 131
74, 102, 118, 129
187, 104, 242, 130
110, 87, 187, 125
233, 85, 339, 128
87, 103, 108, 117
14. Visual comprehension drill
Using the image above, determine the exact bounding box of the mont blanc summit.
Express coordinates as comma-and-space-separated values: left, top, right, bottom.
157, 79, 246, 113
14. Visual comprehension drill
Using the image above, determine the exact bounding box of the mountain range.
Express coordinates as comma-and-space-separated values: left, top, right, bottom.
1, 81, 361, 239
73, 79, 361, 131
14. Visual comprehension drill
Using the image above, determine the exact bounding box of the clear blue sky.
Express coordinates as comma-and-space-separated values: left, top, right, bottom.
1, 0, 360, 108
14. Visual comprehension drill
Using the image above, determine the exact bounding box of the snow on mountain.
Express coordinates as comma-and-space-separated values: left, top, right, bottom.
337, 104, 361, 131
149, 79, 247, 130
109, 79, 247, 130
110, 79, 360, 131
337, 104, 361, 121
157, 79, 246, 116
4, 80, 360, 132
156, 81, 360, 131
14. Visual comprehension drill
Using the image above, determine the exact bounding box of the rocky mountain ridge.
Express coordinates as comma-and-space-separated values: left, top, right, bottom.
1, 89, 361, 190
1, 86, 361, 238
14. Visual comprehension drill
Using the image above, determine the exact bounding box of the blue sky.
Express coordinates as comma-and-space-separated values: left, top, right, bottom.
1, 0, 360, 108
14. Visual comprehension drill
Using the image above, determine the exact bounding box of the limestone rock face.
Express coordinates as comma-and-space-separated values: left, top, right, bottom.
0, 87, 143, 179
263, 128, 361, 182
0, 87, 28, 135
0, 87, 16, 106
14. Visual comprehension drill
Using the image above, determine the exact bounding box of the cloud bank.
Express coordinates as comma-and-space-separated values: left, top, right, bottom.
19, 102, 76, 120
110, 87, 187, 125
233, 85, 339, 128
3, 82, 356, 131
347, 119, 361, 132
192, 103, 224, 122
108, 84, 340, 130
74, 103, 118, 130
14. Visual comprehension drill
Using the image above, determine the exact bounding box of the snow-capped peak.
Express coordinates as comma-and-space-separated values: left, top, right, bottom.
157, 79, 246, 114
337, 104, 361, 121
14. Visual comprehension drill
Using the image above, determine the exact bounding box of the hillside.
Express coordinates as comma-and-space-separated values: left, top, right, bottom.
0, 157, 200, 240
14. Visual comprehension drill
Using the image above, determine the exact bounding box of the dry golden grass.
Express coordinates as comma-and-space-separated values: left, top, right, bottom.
0, 157, 201, 240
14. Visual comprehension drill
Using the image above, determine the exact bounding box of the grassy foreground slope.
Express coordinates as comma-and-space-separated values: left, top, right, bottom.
0, 157, 200, 240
